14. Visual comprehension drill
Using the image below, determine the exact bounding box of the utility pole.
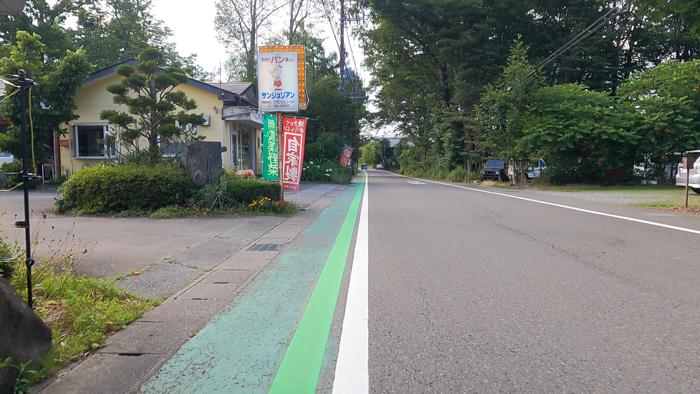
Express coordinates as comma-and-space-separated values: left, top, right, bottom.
338, 0, 347, 91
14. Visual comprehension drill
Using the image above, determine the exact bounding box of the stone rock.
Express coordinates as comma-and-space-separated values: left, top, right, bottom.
0, 277, 52, 393
178, 141, 225, 186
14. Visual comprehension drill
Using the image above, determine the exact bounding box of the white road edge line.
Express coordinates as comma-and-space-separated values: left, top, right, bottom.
383, 170, 700, 236
333, 172, 370, 394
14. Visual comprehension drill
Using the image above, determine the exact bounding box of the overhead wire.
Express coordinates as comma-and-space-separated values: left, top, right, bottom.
320, 0, 342, 56
518, 6, 621, 84
346, 28, 363, 101
0, 76, 19, 88
0, 87, 20, 104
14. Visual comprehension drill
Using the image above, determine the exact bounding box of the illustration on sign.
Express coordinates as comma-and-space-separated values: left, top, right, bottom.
258, 46, 307, 111
281, 117, 308, 191
262, 114, 279, 182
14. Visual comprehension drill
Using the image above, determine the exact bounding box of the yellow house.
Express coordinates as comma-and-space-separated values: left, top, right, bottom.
57, 59, 263, 177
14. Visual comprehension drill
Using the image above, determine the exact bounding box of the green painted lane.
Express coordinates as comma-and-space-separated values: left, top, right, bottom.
140, 182, 362, 394
269, 175, 365, 393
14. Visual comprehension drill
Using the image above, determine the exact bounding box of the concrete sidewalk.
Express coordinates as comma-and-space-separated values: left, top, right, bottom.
1, 183, 340, 299
36, 184, 348, 394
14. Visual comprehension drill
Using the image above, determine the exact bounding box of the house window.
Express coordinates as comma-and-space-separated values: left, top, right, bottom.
161, 125, 199, 157
75, 125, 114, 158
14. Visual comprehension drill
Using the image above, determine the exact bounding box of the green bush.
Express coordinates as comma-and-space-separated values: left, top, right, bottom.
447, 167, 468, 182
200, 171, 280, 209
1, 160, 26, 189
55, 164, 195, 214
0, 237, 16, 280
304, 133, 346, 163
301, 160, 353, 184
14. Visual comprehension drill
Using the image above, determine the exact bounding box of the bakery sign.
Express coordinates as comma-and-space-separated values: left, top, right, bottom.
257, 46, 307, 112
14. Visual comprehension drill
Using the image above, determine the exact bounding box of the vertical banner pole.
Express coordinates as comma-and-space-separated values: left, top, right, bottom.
686, 156, 690, 208
277, 112, 284, 202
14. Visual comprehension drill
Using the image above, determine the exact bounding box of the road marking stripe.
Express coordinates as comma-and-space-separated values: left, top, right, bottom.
269, 176, 365, 394
384, 171, 700, 236
333, 172, 369, 394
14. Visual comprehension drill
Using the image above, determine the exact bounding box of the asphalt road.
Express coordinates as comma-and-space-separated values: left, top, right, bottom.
365, 170, 700, 392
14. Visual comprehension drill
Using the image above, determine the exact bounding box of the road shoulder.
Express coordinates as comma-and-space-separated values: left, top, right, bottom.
35, 185, 347, 394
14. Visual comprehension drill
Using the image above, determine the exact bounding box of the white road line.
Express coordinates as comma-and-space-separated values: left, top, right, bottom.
333, 173, 369, 394
383, 170, 700, 236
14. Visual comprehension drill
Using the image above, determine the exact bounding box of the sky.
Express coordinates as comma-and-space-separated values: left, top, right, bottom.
149, 0, 396, 136
151, 0, 369, 83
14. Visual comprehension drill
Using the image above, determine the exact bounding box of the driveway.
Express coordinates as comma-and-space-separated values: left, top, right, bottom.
0, 184, 338, 297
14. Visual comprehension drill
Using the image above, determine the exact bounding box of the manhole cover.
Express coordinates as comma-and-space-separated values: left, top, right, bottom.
246, 243, 283, 252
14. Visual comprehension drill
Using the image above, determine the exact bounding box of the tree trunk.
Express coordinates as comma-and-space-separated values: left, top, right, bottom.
248, 13, 257, 81
288, 0, 295, 45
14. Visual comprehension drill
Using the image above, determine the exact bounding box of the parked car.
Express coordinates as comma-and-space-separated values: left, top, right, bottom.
675, 154, 700, 194
361, 163, 368, 170
0, 152, 13, 166
481, 159, 507, 182
527, 159, 547, 179
376, 163, 384, 169
508, 159, 547, 181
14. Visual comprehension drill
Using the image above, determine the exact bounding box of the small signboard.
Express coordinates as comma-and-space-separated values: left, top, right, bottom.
258, 46, 307, 112
340, 145, 353, 168
262, 114, 279, 182
281, 117, 308, 191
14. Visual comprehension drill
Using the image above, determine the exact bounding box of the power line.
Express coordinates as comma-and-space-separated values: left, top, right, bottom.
519, 6, 621, 84
320, 0, 341, 57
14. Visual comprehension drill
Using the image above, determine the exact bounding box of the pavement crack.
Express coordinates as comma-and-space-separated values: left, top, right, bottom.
162, 258, 202, 271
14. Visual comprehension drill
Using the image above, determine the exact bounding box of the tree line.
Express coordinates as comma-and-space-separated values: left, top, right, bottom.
0, 0, 366, 168
362, 0, 700, 184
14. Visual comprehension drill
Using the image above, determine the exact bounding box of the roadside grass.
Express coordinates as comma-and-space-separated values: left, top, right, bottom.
5, 246, 157, 384
451, 176, 700, 210
532, 184, 678, 193
632, 199, 700, 209
150, 201, 299, 219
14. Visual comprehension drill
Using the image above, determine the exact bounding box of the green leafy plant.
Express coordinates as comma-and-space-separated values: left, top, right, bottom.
55, 163, 195, 215
100, 48, 205, 163
0, 236, 155, 390
8, 250, 155, 373
0, 237, 16, 279
301, 161, 353, 184
244, 196, 296, 215
199, 171, 281, 209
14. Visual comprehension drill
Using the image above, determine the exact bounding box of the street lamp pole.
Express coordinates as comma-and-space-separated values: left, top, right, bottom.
14, 69, 35, 308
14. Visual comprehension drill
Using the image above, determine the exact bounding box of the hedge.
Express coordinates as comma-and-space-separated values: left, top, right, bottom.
55, 164, 195, 214
301, 161, 353, 184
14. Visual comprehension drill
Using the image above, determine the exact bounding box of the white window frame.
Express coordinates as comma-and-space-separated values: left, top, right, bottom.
74, 123, 112, 159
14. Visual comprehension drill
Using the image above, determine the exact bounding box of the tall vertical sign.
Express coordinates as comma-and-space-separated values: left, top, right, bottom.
281, 117, 308, 191
262, 114, 279, 181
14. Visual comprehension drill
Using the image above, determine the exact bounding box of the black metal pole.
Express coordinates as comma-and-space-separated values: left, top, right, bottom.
16, 70, 34, 309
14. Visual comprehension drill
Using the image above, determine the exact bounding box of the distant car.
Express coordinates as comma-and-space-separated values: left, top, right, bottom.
676, 155, 700, 194
361, 163, 368, 170
376, 163, 384, 169
0, 152, 13, 166
481, 159, 507, 182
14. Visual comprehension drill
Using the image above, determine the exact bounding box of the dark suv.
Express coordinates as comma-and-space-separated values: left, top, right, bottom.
481, 159, 507, 182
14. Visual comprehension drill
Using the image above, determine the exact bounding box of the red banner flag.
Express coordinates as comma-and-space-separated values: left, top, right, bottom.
340, 145, 353, 168
281, 117, 308, 191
